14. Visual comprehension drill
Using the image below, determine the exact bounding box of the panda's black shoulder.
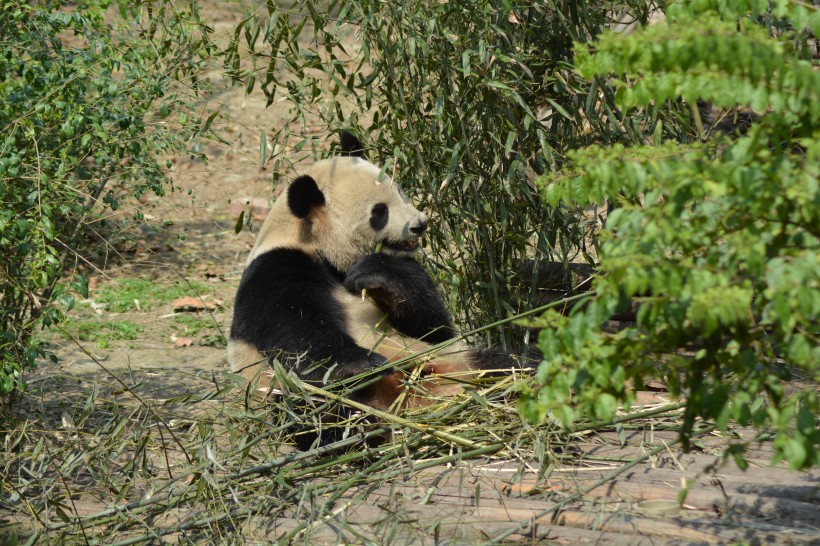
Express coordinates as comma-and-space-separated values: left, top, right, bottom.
230, 248, 347, 347
239, 248, 334, 288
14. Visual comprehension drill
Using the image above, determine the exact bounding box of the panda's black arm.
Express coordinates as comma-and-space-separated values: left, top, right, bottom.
344, 253, 457, 344
230, 249, 388, 382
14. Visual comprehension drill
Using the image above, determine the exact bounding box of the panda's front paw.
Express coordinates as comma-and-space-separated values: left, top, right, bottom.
345, 254, 426, 308
344, 267, 387, 293
344, 257, 402, 308
346, 255, 391, 287
336, 352, 392, 379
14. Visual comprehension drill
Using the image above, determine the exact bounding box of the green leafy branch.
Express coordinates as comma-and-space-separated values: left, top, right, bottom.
0, 0, 216, 396
522, 0, 819, 470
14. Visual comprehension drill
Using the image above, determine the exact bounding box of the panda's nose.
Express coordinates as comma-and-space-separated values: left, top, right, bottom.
410, 217, 428, 237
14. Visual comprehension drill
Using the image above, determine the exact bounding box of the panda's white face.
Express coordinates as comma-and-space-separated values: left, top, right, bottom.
289, 156, 428, 273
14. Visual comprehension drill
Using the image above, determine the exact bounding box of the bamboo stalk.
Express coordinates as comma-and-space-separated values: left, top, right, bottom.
298, 381, 486, 450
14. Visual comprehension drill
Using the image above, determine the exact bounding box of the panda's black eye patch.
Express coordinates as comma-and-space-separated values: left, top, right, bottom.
370, 203, 389, 231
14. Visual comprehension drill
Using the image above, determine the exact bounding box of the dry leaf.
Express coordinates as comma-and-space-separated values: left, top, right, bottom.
174, 337, 194, 347
171, 296, 218, 312
61, 412, 77, 432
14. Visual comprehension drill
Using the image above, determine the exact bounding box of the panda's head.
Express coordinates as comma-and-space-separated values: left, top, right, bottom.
284, 132, 428, 273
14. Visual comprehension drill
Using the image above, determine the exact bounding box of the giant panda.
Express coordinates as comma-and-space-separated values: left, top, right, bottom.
228, 131, 515, 446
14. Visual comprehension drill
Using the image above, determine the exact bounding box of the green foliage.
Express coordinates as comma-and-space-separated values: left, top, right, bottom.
71, 319, 144, 348
93, 278, 208, 313
172, 315, 227, 347
521, 1, 819, 469
0, 0, 215, 396
225, 0, 689, 349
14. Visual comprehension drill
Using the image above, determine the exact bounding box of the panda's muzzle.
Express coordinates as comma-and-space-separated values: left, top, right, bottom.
383, 218, 427, 252
410, 218, 428, 237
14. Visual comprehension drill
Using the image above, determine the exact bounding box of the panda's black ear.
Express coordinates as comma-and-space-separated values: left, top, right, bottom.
288, 175, 325, 219
339, 130, 367, 159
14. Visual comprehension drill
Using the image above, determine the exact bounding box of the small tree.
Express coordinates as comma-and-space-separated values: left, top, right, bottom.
520, 1, 819, 469
0, 0, 215, 396
225, 0, 690, 350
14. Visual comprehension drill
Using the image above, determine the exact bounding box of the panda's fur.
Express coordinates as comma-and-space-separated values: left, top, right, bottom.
228, 132, 515, 443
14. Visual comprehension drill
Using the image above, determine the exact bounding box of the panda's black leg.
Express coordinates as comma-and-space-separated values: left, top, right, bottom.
281, 349, 389, 385
345, 254, 456, 343
272, 349, 392, 451
469, 347, 526, 374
